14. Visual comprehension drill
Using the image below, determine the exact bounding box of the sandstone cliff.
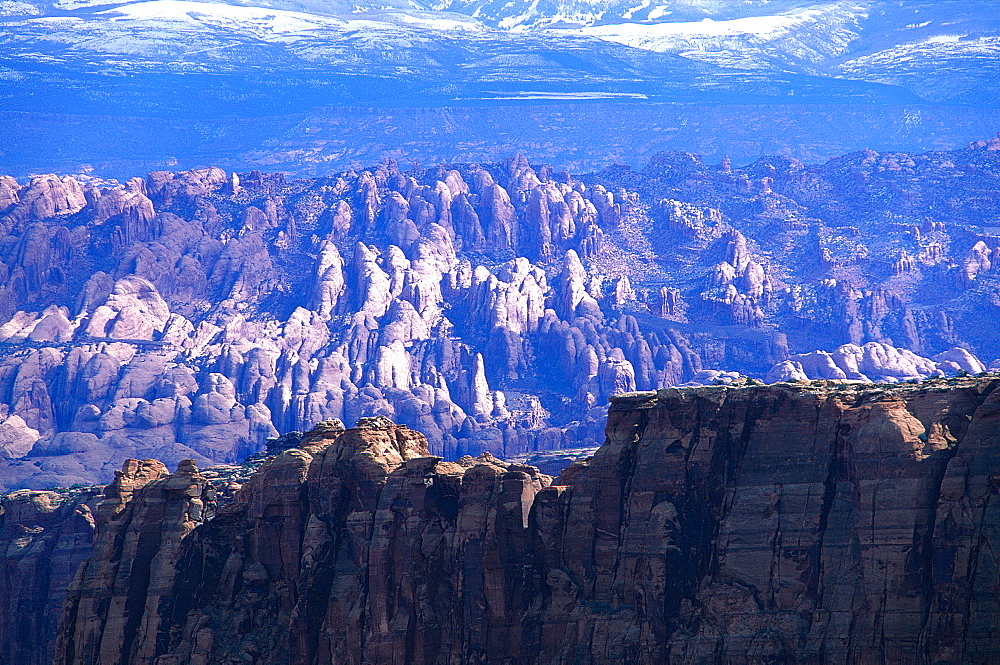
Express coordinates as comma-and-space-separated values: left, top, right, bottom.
40, 376, 1000, 664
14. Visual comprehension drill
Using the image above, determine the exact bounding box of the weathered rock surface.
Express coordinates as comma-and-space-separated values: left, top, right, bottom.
29, 377, 1000, 664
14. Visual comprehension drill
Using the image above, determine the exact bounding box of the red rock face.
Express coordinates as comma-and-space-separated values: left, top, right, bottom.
32, 378, 1000, 663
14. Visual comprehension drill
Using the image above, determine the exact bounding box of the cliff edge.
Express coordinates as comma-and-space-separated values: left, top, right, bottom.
9, 377, 1000, 663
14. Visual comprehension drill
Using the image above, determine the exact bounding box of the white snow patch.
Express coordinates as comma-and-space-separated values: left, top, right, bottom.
394, 12, 483, 31
646, 5, 667, 20
0, 1, 40, 16
55, 0, 118, 9
102, 0, 348, 33
578, 12, 816, 41
78, 0, 484, 42
622, 0, 649, 20
548, 3, 868, 68
923, 33, 963, 44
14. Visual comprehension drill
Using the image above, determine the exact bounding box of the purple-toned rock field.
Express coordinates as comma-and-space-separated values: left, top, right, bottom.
2, 140, 1000, 489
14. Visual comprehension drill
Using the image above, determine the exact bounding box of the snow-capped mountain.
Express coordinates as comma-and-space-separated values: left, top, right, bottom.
0, 0, 998, 177
0, 0, 489, 75
3, 0, 922, 102
547, 1, 1000, 102
429, 0, 831, 31
561, 2, 869, 71
3, 0, 996, 101
831, 1, 1000, 102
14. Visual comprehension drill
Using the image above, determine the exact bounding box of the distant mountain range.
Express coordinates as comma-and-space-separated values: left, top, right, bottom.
1, 1, 999, 175
3, 0, 998, 101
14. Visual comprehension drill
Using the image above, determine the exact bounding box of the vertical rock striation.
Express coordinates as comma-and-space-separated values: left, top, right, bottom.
54, 459, 215, 665
41, 377, 1000, 664
0, 487, 100, 665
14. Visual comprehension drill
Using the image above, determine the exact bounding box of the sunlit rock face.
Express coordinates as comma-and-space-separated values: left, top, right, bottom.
766, 342, 988, 384
15, 377, 999, 664
1, 141, 999, 489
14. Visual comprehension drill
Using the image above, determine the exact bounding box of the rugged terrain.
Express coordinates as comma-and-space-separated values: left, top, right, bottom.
4, 376, 1000, 663
2, 139, 1000, 489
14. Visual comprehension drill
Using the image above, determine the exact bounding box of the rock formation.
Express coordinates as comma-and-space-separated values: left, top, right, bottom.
2, 141, 1000, 489
767, 341, 987, 384
16, 376, 999, 664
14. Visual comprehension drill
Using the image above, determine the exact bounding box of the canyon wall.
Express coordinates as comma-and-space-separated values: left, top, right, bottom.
17, 376, 998, 664
0, 486, 99, 665
3, 142, 1000, 489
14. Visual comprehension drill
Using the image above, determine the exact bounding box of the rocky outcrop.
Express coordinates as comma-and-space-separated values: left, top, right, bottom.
506, 445, 599, 476
54, 458, 216, 665
767, 341, 987, 383
40, 377, 1000, 664
0, 451, 272, 665
2, 174, 87, 228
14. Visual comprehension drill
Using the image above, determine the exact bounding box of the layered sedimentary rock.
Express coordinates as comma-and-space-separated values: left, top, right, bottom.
3, 141, 1000, 488
42, 377, 1000, 664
